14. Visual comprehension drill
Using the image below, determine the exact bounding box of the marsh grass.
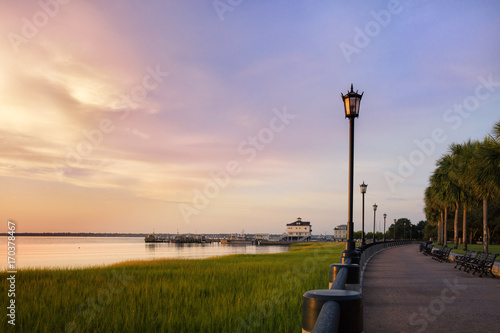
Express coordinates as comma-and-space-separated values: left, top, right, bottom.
1, 242, 344, 332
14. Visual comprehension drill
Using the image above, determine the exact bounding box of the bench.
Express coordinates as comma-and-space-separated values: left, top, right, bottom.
462, 252, 487, 273
454, 250, 477, 270
431, 246, 451, 263
421, 243, 434, 256
465, 253, 498, 277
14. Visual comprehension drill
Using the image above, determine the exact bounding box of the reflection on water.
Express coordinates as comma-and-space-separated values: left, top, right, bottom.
0, 237, 289, 270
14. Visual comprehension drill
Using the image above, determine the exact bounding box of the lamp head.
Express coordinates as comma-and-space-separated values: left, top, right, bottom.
341, 84, 364, 118
360, 181, 367, 194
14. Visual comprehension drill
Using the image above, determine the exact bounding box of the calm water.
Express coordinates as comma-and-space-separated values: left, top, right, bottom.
0, 237, 289, 270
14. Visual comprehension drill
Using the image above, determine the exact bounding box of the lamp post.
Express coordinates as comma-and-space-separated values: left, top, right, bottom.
360, 181, 367, 246
372, 203, 377, 243
394, 219, 396, 240
340, 84, 364, 264
404, 222, 406, 241
410, 224, 412, 241
383, 213, 387, 242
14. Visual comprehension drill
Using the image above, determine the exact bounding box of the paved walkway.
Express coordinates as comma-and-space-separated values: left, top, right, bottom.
363, 244, 500, 332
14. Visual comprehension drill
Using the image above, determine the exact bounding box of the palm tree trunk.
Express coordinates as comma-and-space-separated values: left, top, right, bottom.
444, 206, 448, 246
462, 207, 467, 251
454, 202, 459, 248
483, 197, 488, 253
438, 210, 443, 245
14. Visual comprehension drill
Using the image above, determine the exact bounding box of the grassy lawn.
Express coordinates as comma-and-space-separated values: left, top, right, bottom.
446, 243, 500, 262
1, 242, 344, 333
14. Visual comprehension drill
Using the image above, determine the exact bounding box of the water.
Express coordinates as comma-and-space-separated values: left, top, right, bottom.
0, 236, 289, 270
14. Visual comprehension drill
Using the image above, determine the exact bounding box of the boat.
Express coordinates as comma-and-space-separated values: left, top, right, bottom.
170, 234, 211, 244
144, 233, 168, 243
221, 234, 254, 245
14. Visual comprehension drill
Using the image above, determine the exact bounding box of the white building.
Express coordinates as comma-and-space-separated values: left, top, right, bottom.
333, 224, 348, 241
286, 217, 312, 241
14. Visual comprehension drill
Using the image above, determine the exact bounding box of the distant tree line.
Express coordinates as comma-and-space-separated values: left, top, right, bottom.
0, 232, 150, 237
354, 218, 426, 241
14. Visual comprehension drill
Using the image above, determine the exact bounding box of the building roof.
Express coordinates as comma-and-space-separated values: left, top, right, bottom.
334, 224, 347, 230
287, 217, 311, 226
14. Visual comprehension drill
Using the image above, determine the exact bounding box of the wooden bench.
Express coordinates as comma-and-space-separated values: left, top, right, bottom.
454, 250, 477, 270
465, 253, 498, 277
431, 246, 451, 263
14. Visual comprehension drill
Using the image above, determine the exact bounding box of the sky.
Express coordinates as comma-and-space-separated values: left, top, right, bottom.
0, 0, 499, 234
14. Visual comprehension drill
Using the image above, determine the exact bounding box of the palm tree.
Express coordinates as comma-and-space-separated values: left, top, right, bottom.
429, 159, 455, 246
440, 154, 462, 248
436, 154, 464, 248
449, 140, 477, 250
424, 120, 500, 251
493, 120, 500, 141
464, 137, 500, 253
424, 186, 441, 242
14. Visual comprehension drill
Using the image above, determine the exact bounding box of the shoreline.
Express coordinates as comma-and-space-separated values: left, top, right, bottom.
0, 241, 292, 272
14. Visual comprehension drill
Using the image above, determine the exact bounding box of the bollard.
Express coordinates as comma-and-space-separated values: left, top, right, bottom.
329, 264, 360, 291
302, 289, 363, 333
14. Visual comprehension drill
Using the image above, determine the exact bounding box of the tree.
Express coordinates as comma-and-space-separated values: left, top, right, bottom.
429, 160, 455, 245
424, 186, 441, 242
449, 140, 478, 250
424, 121, 500, 252
386, 218, 412, 240
466, 137, 500, 253
436, 154, 463, 247
413, 220, 427, 240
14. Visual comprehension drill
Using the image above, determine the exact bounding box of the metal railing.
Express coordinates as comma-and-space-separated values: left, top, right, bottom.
302, 240, 415, 333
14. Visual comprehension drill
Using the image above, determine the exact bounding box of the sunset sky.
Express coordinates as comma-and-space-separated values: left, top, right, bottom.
1, 1, 499, 234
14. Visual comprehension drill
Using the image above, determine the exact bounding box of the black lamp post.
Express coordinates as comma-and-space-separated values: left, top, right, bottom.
360, 181, 367, 246
340, 84, 363, 263
383, 213, 387, 242
372, 203, 377, 243
404, 222, 406, 241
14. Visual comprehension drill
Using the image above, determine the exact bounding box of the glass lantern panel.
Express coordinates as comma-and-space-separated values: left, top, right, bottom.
344, 97, 351, 116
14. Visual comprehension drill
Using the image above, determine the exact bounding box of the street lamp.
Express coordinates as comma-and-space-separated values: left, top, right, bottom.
383, 213, 387, 242
360, 181, 368, 246
404, 222, 406, 241
340, 84, 364, 264
372, 203, 378, 243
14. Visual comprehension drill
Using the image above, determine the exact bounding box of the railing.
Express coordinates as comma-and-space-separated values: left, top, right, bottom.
302, 240, 415, 333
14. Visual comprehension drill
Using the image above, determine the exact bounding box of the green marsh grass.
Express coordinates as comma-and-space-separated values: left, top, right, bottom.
1, 242, 344, 332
